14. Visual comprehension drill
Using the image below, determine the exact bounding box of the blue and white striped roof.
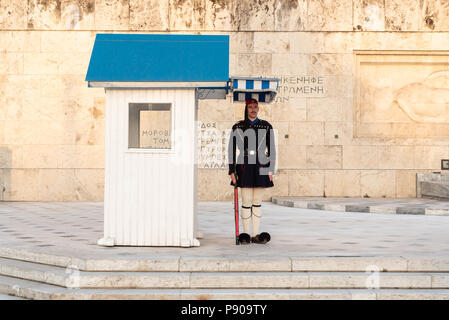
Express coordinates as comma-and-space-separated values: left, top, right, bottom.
231, 77, 279, 103
233, 91, 277, 103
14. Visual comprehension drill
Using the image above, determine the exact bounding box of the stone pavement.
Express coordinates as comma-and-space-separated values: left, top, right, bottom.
0, 200, 448, 259
1, 201, 449, 300
272, 197, 449, 216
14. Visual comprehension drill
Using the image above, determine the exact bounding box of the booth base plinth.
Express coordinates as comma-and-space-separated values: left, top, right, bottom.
97, 237, 115, 247
181, 238, 201, 247
97, 237, 201, 247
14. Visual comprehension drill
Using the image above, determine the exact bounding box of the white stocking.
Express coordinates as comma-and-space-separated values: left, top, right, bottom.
240, 188, 253, 235
251, 188, 265, 237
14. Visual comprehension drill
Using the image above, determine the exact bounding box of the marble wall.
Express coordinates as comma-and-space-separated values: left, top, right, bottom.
1, 0, 449, 201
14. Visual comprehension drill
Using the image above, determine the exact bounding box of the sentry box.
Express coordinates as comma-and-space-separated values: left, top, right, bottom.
85, 34, 278, 247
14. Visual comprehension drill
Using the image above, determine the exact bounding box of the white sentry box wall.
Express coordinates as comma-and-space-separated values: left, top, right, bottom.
103, 88, 199, 247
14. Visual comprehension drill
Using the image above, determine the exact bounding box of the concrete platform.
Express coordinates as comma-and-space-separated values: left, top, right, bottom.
272, 197, 449, 216
1, 201, 449, 299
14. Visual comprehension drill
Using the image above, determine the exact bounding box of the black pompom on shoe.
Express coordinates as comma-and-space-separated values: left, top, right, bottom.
238, 233, 251, 245
252, 232, 271, 244
259, 232, 271, 243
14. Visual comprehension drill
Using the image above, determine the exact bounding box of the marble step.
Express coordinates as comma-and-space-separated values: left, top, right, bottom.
2, 247, 449, 272
0, 275, 448, 300
272, 197, 449, 216
421, 181, 449, 200
1, 257, 449, 289
0, 293, 28, 300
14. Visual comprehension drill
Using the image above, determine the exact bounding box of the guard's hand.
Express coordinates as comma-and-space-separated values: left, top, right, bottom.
269, 172, 273, 182
231, 173, 237, 185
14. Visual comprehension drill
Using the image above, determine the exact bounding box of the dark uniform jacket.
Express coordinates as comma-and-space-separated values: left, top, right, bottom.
228, 118, 276, 188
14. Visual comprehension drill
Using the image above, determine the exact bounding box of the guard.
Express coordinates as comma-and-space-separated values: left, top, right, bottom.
228, 98, 276, 244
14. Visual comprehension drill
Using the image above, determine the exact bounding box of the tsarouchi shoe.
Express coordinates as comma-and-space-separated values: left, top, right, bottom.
251, 232, 271, 244
238, 233, 251, 245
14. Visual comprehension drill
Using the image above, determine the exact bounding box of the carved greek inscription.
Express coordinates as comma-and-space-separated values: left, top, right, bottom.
198, 122, 227, 169
275, 75, 326, 102
140, 110, 171, 149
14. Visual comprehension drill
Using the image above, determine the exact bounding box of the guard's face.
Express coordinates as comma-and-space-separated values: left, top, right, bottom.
247, 103, 259, 118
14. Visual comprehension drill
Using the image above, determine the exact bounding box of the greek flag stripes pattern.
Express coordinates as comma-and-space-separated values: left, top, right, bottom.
233, 91, 273, 102
231, 78, 279, 103
232, 79, 278, 91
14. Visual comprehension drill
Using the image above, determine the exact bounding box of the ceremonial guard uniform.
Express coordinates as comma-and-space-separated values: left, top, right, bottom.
228, 118, 276, 188
228, 98, 276, 244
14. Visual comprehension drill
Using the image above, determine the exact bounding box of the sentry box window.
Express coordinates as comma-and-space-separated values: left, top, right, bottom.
128, 103, 172, 150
